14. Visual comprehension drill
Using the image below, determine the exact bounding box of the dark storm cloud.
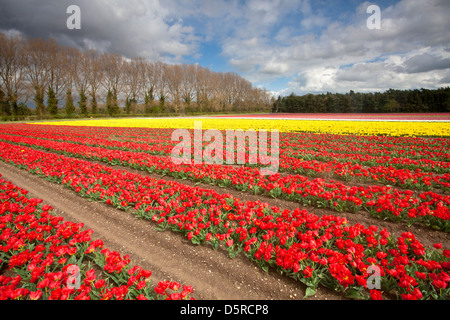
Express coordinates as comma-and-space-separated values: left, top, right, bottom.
0, 1, 88, 44
0, 0, 198, 61
403, 52, 450, 74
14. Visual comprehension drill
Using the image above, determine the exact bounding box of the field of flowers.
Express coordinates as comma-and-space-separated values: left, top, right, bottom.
0, 117, 449, 300
38, 118, 450, 137
0, 174, 194, 300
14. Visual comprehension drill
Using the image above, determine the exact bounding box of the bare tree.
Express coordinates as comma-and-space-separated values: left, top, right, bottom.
235, 76, 253, 111
194, 65, 214, 112
47, 40, 71, 115
100, 52, 125, 115
60, 46, 79, 117
25, 38, 53, 118
0, 33, 27, 117
141, 60, 156, 114
254, 88, 272, 112
72, 50, 92, 116
166, 64, 183, 113
85, 49, 103, 114
227, 72, 242, 111
123, 57, 143, 114
213, 72, 231, 112
153, 61, 169, 113
180, 63, 196, 113
0, 31, 269, 118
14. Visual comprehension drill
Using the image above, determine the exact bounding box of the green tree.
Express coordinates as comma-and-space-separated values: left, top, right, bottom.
159, 95, 165, 113
271, 87, 450, 114
9, 96, 19, 118
383, 98, 400, 113
0, 88, 11, 116
272, 96, 281, 113
91, 95, 98, 115
125, 97, 136, 115
106, 89, 113, 116
144, 89, 153, 114
112, 89, 120, 115
47, 86, 58, 116
65, 88, 75, 117
33, 86, 46, 119
106, 89, 120, 116
78, 89, 88, 117
17, 102, 31, 117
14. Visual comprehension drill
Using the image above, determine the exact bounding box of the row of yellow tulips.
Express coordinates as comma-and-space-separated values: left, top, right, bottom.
36, 118, 450, 137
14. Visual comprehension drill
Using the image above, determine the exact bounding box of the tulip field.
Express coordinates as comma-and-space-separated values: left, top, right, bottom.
0, 116, 449, 300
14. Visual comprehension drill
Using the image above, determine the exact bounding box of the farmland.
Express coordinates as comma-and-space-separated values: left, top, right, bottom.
0, 116, 449, 301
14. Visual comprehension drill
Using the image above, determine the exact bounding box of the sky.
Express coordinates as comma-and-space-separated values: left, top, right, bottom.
1, 0, 449, 97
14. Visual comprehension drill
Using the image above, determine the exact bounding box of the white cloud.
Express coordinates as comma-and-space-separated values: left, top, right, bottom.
290, 46, 450, 94
87, 0, 199, 61
260, 60, 290, 75
220, 0, 450, 94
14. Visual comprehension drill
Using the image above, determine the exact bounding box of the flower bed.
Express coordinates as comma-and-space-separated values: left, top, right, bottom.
0, 174, 194, 300
0, 142, 448, 300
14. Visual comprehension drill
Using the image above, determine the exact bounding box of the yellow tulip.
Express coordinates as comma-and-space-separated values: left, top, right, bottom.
33, 118, 450, 137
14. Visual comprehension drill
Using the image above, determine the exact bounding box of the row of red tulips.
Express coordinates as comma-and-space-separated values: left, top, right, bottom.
0, 142, 448, 299
1, 125, 449, 187
4, 124, 449, 164
1, 135, 448, 232
282, 131, 450, 164
0, 175, 194, 300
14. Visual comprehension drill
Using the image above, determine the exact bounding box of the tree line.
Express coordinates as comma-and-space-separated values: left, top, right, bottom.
0, 32, 272, 120
272, 87, 450, 114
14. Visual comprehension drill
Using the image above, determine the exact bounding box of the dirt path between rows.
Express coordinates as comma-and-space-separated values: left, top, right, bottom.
0, 161, 347, 300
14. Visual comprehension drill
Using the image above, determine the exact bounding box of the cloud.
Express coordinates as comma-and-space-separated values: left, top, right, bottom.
403, 50, 450, 74
292, 47, 450, 94
0, 0, 199, 62
1, 0, 449, 94
260, 60, 290, 75
247, 0, 450, 94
